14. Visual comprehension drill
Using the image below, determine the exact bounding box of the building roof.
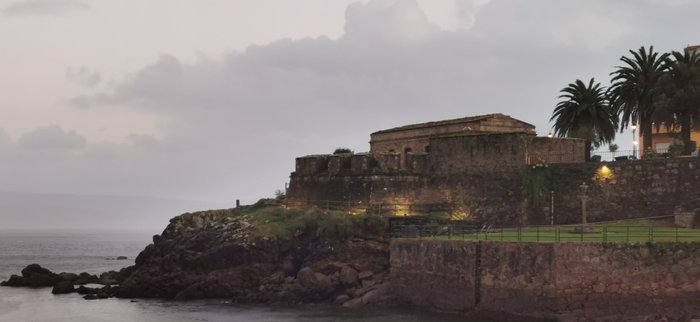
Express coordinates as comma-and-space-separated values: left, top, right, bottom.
370, 113, 535, 135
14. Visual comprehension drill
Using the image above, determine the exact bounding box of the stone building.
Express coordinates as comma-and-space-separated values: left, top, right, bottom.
287, 114, 585, 223
369, 113, 536, 168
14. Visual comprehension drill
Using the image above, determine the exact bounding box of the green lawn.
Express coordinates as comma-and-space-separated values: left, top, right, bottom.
394, 219, 700, 243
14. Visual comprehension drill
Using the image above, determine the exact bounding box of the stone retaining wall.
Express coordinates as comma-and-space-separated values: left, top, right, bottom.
391, 239, 700, 320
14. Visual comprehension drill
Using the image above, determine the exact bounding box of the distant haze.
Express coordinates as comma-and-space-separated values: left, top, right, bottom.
0, 191, 230, 230
1, 0, 699, 228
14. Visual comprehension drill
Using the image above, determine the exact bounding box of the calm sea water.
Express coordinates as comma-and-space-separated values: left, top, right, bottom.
0, 229, 467, 322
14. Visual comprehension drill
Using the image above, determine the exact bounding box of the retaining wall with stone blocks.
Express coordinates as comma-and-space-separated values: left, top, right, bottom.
391, 239, 700, 320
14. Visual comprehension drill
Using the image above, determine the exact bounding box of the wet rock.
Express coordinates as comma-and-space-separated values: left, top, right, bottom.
116, 256, 128, 260
59, 273, 78, 283
99, 271, 121, 285
75, 272, 100, 285
76, 285, 99, 295
52, 280, 75, 294
0, 264, 61, 287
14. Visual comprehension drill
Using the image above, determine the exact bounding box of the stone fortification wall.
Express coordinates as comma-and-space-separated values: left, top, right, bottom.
428, 133, 529, 176
289, 133, 589, 222
289, 133, 590, 223
391, 239, 700, 320
542, 157, 700, 224
528, 137, 586, 164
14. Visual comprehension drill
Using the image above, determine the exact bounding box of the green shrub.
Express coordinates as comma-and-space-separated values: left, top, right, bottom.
333, 147, 353, 154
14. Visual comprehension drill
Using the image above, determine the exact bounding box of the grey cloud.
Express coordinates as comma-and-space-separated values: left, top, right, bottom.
3, 0, 89, 15
38, 0, 700, 203
66, 66, 101, 87
0, 128, 11, 146
344, 0, 439, 43
18, 125, 87, 149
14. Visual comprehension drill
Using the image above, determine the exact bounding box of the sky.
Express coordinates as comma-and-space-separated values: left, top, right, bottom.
1, 0, 699, 217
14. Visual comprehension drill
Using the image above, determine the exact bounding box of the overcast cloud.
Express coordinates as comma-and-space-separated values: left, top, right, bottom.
1, 0, 700, 228
3, 0, 88, 15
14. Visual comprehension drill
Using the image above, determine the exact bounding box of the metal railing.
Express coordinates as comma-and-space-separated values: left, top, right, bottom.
390, 223, 700, 243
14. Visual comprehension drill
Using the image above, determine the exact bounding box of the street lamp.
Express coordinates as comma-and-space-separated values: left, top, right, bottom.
579, 182, 589, 226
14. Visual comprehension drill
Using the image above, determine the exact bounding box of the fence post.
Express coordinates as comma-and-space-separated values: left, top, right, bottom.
448, 224, 452, 240
500, 226, 503, 241
603, 226, 607, 242
626, 226, 630, 242
536, 225, 540, 242
675, 227, 679, 242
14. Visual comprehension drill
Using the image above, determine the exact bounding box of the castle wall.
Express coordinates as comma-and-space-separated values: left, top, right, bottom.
544, 157, 700, 224
428, 133, 529, 176
369, 114, 535, 167
528, 137, 586, 164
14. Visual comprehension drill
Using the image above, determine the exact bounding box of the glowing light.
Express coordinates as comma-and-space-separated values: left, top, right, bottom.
631, 124, 637, 131
595, 165, 613, 181
547, 132, 554, 138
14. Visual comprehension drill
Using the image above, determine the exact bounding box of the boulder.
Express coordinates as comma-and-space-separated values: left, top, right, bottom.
358, 270, 373, 280
339, 266, 358, 286
313, 272, 333, 294
0, 275, 26, 287
59, 273, 78, 282
342, 297, 363, 308
334, 294, 350, 304
75, 272, 100, 285
52, 280, 75, 294
116, 256, 128, 260
76, 285, 99, 295
296, 267, 333, 295
1, 264, 61, 287
296, 267, 316, 289
361, 283, 390, 305
99, 271, 121, 285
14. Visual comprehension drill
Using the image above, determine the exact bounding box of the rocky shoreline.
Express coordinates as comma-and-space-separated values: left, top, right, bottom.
1, 205, 394, 308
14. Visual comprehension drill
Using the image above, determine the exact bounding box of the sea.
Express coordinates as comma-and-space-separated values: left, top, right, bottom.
0, 229, 468, 322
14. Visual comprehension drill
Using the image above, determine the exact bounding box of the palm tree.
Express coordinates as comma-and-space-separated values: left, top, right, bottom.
654, 49, 700, 155
550, 78, 617, 160
609, 46, 670, 152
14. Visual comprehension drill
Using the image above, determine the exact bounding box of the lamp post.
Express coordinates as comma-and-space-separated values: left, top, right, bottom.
579, 182, 589, 227
570, 182, 595, 234
631, 124, 638, 158
550, 190, 555, 225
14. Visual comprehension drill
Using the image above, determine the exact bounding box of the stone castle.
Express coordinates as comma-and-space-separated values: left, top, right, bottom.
287, 113, 585, 223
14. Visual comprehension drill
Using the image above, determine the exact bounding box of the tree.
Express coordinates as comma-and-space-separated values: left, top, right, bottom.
333, 147, 353, 154
551, 78, 617, 160
609, 143, 619, 158
609, 46, 671, 151
654, 50, 700, 155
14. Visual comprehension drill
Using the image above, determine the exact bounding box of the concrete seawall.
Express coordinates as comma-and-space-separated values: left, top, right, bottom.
390, 239, 700, 321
